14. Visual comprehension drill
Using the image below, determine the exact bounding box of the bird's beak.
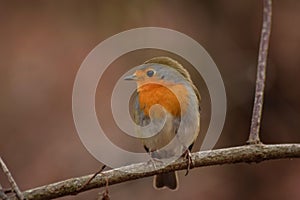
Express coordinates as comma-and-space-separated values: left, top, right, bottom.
124, 74, 137, 81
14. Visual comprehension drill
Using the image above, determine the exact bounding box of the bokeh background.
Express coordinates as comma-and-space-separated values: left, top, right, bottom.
1, 1, 300, 200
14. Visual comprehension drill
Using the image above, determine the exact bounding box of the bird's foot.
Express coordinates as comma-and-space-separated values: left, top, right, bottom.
147, 157, 163, 170
183, 149, 193, 176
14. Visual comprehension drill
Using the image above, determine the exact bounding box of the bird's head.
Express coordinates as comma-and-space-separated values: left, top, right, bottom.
124, 57, 190, 85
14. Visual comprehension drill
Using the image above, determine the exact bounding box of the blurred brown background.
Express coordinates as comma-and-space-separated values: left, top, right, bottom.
1, 1, 300, 200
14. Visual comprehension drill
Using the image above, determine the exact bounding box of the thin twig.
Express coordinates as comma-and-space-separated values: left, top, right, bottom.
0, 183, 9, 200
3, 188, 13, 194
12, 143, 300, 200
0, 157, 24, 200
98, 177, 110, 200
248, 0, 272, 144
76, 165, 106, 192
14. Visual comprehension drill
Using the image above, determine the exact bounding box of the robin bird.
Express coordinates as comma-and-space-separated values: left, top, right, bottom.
124, 57, 200, 190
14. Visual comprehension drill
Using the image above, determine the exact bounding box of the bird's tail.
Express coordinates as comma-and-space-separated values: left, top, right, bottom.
153, 171, 178, 190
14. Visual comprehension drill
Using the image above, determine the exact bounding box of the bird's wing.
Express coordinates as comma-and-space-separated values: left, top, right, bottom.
130, 90, 150, 127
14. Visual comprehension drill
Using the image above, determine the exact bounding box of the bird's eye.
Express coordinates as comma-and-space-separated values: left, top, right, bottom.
146, 70, 155, 77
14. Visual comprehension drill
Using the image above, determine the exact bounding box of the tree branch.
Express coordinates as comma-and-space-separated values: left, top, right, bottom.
14, 144, 300, 200
248, 0, 272, 144
0, 157, 24, 200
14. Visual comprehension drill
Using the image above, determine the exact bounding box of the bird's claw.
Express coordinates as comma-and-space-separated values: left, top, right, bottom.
147, 157, 164, 170
184, 149, 193, 176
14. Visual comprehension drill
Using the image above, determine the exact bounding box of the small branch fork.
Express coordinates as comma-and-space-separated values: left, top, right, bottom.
0, 157, 24, 200
0, 183, 9, 200
248, 0, 272, 144
76, 165, 106, 192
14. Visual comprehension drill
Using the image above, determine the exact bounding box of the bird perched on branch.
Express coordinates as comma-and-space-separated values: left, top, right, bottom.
124, 57, 200, 190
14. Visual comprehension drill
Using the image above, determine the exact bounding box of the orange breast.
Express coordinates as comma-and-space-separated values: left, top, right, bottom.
137, 83, 188, 117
